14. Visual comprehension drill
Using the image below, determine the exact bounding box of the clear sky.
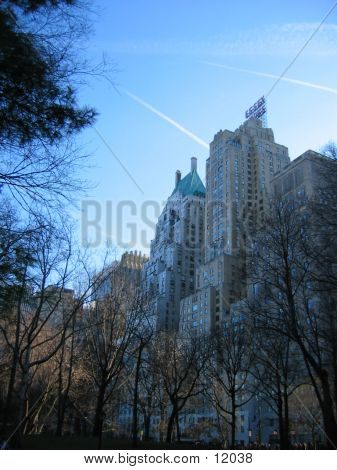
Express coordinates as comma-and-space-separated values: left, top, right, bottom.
77, 0, 337, 256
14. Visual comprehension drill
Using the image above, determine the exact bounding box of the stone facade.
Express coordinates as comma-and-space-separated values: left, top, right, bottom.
142, 157, 205, 330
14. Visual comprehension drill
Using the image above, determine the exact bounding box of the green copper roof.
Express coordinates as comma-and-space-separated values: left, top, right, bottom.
171, 169, 205, 198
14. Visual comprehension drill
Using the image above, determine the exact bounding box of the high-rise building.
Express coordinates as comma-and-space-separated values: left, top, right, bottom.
271, 149, 327, 201
116, 119, 327, 445
180, 253, 243, 334
143, 118, 291, 333
142, 157, 205, 330
206, 118, 289, 261
180, 118, 290, 333
92, 250, 148, 301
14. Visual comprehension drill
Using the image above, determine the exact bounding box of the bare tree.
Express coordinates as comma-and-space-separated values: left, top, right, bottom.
153, 331, 209, 444
127, 295, 154, 448
137, 349, 162, 441
288, 384, 322, 448
54, 308, 80, 437
0, 218, 97, 445
250, 326, 304, 449
249, 197, 337, 448
206, 318, 254, 449
83, 263, 146, 447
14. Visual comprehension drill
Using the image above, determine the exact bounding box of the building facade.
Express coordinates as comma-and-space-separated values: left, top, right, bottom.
180, 118, 290, 334
142, 157, 205, 330
128, 119, 327, 446
92, 250, 147, 302
206, 118, 289, 261
271, 149, 328, 201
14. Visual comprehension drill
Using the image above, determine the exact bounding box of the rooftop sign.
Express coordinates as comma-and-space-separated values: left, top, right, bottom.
245, 96, 267, 120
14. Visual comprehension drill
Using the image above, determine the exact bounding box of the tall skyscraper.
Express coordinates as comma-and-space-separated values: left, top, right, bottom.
180, 118, 290, 333
142, 157, 205, 330
143, 119, 291, 332
179, 119, 293, 445
206, 118, 289, 261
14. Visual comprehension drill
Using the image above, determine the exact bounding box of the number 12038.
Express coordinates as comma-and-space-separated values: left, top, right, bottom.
214, 453, 253, 464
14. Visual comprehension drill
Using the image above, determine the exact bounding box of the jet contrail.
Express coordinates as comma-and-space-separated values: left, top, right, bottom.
203, 61, 337, 95
121, 88, 210, 150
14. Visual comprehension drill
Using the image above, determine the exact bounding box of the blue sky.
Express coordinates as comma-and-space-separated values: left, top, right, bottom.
77, 0, 337, 256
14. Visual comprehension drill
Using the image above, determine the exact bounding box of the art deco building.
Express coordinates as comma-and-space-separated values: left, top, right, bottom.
92, 250, 148, 301
142, 157, 205, 330
206, 118, 289, 260
180, 118, 290, 333
271, 149, 327, 200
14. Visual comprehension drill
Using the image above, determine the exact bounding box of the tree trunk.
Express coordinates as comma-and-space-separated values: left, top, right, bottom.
2, 352, 19, 436
159, 405, 165, 442
92, 383, 106, 437
175, 412, 181, 442
56, 395, 66, 437
144, 414, 151, 441
16, 343, 32, 445
132, 344, 144, 448
230, 394, 236, 449
283, 391, 290, 450
277, 393, 285, 450
166, 404, 177, 444
56, 340, 66, 437
320, 378, 337, 449
301, 350, 337, 449
56, 318, 75, 437
1, 299, 23, 436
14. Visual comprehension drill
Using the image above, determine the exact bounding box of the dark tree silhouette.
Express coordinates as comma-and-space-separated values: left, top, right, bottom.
206, 318, 255, 449
153, 331, 208, 444
249, 197, 337, 448
0, 1, 98, 208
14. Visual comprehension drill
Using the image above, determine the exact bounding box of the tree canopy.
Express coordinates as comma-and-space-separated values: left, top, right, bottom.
0, 0, 97, 206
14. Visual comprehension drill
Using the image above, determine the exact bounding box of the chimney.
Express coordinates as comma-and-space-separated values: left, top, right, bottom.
191, 157, 197, 171
175, 170, 181, 186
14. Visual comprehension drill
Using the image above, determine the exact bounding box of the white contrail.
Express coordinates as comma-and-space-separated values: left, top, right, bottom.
203, 61, 337, 95
121, 88, 209, 150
